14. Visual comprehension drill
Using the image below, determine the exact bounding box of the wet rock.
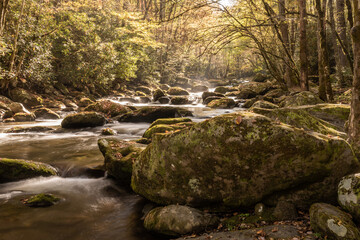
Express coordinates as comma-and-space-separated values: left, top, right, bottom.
176, 225, 300, 240
43, 99, 65, 109
203, 96, 222, 105
13, 112, 36, 122
3, 118, 15, 123
0, 158, 58, 183
338, 173, 360, 221
168, 87, 190, 96
242, 97, 260, 108
116, 106, 192, 123
254, 203, 266, 216
61, 112, 106, 128
132, 112, 357, 209
143, 119, 194, 140
63, 99, 78, 108
136, 86, 152, 95
192, 85, 209, 92
135, 91, 147, 97
8, 102, 26, 113
236, 88, 257, 99
201, 92, 225, 101
98, 139, 145, 183
33, 108, 60, 119
144, 205, 219, 237
310, 203, 360, 240
160, 84, 170, 91
214, 86, 236, 94
153, 89, 165, 102
101, 128, 117, 136
78, 97, 94, 107
251, 100, 279, 109
273, 200, 298, 220
143, 125, 175, 139
139, 96, 151, 103
84, 99, 132, 117
10, 88, 43, 108
4, 126, 55, 133
251, 107, 346, 138
0, 95, 13, 104
238, 82, 273, 97
23, 193, 60, 208
280, 91, 323, 107
171, 96, 190, 105
207, 98, 236, 109
158, 96, 170, 104
0, 101, 9, 111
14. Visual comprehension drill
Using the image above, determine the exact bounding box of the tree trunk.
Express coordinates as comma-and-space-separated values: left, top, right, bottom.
299, 0, 309, 91
346, 0, 354, 29
349, 0, 360, 146
0, 0, 9, 35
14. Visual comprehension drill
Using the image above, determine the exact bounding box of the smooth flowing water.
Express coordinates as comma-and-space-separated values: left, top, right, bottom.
0, 92, 242, 240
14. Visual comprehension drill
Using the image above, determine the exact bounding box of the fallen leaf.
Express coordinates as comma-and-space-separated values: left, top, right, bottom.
235, 116, 242, 125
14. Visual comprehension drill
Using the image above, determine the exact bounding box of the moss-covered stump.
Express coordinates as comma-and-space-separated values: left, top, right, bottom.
144, 205, 219, 237
132, 112, 357, 209
167, 87, 190, 96
153, 89, 165, 102
251, 107, 346, 138
310, 203, 360, 240
23, 193, 60, 208
13, 112, 36, 122
84, 99, 131, 118
206, 98, 236, 109
280, 91, 323, 107
4, 126, 55, 133
171, 96, 190, 105
78, 97, 94, 107
250, 100, 279, 109
61, 112, 106, 129
0, 158, 58, 183
116, 106, 192, 123
98, 138, 145, 183
338, 174, 360, 221
10, 88, 43, 108
33, 108, 60, 120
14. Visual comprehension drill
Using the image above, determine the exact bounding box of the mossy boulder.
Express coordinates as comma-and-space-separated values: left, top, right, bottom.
280, 91, 323, 107
153, 89, 165, 102
338, 173, 360, 221
149, 118, 192, 128
171, 96, 190, 105
61, 111, 106, 129
132, 112, 357, 209
0, 158, 58, 183
202, 92, 225, 101
143, 122, 194, 139
23, 193, 60, 208
263, 89, 287, 102
144, 205, 219, 237
84, 99, 131, 117
238, 82, 273, 96
236, 88, 257, 99
250, 100, 279, 109
10, 88, 43, 108
98, 138, 145, 183
78, 97, 94, 107
242, 97, 260, 108
13, 112, 36, 122
207, 98, 236, 109
158, 97, 170, 104
167, 87, 189, 96
203, 96, 222, 105
116, 106, 192, 123
310, 203, 360, 240
251, 107, 346, 138
136, 86, 152, 95
33, 108, 60, 120
214, 86, 236, 94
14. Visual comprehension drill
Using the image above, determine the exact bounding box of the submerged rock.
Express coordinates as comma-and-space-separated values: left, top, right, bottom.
98, 139, 145, 183
144, 205, 219, 237
131, 112, 357, 209
4, 126, 55, 133
116, 106, 192, 123
0, 158, 58, 183
84, 99, 131, 117
23, 193, 60, 208
33, 108, 60, 119
310, 203, 360, 240
338, 173, 360, 221
61, 112, 106, 128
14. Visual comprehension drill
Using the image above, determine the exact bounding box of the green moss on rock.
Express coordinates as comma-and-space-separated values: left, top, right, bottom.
84, 99, 131, 117
207, 98, 236, 109
23, 193, 60, 207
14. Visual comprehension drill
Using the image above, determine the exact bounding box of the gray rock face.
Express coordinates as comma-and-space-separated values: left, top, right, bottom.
310, 203, 360, 240
338, 173, 360, 221
144, 205, 219, 236
61, 112, 106, 128
131, 112, 357, 210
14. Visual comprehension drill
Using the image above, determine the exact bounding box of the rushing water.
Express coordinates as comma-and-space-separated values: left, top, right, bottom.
0, 91, 242, 240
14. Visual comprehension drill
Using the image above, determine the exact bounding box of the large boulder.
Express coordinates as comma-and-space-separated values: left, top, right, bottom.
214, 86, 236, 94
0, 158, 58, 183
238, 82, 274, 96
143, 122, 195, 140
153, 89, 165, 102
61, 112, 106, 128
202, 92, 224, 101
8, 102, 26, 113
136, 86, 152, 95
131, 112, 357, 209
33, 108, 60, 120
338, 173, 360, 221
171, 96, 190, 105
310, 203, 360, 240
116, 107, 192, 123
280, 91, 324, 107
10, 88, 43, 108
206, 98, 236, 109
250, 100, 279, 109
167, 87, 189, 96
84, 99, 131, 117
144, 205, 219, 237
13, 112, 36, 122
98, 139, 145, 183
